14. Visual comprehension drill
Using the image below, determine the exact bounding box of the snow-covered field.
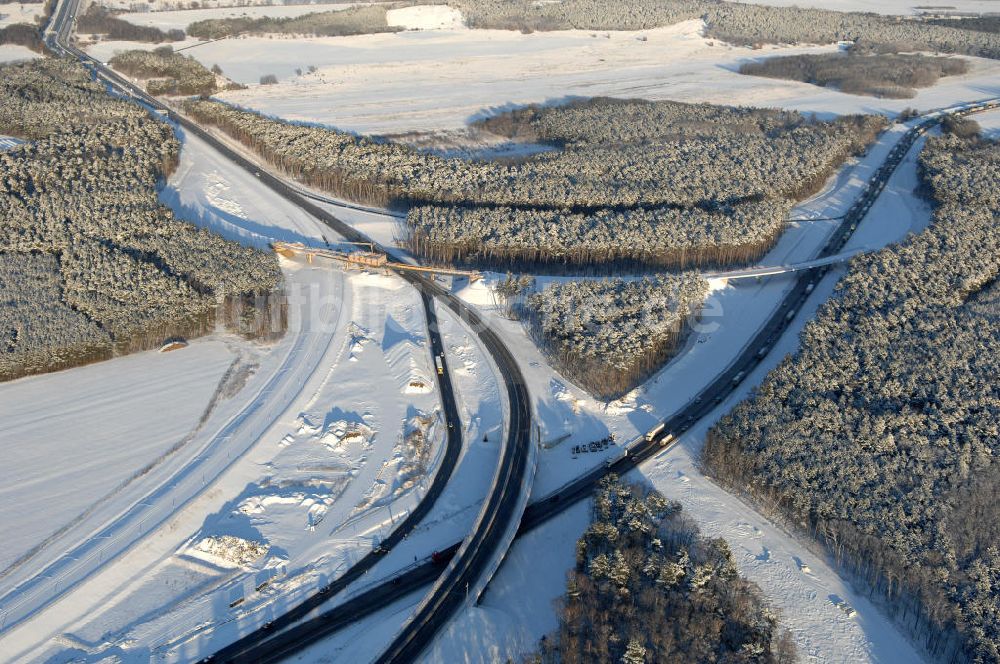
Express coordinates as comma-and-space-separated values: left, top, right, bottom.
387, 4, 463, 30
0, 2, 44, 27
89, 17, 1000, 135
0, 339, 236, 573
976, 107, 1000, 136
0, 44, 40, 63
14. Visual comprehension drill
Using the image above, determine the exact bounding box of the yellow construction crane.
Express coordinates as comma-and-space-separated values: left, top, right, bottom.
272, 241, 482, 282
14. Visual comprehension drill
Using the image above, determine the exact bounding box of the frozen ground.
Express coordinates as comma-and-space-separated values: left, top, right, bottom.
0, 44, 40, 63
0, 2, 44, 27
0, 339, 236, 573
735, 0, 1000, 15
88, 17, 1000, 134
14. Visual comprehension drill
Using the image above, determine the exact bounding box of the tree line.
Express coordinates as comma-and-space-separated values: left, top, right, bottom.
407, 200, 788, 271
184, 97, 884, 271
926, 16, 1000, 35
0, 58, 282, 382
703, 130, 1000, 663
452, 0, 1000, 59
527, 477, 797, 663
77, 4, 185, 43
186, 5, 400, 39
739, 50, 969, 99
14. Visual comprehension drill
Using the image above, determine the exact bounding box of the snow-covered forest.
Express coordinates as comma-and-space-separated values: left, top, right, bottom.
185, 5, 399, 39
523, 276, 708, 398
185, 98, 884, 269
78, 4, 184, 42
0, 58, 281, 381
408, 200, 788, 270
528, 478, 796, 663
703, 131, 1000, 663
110, 46, 222, 95
455, 0, 1000, 59
740, 51, 969, 99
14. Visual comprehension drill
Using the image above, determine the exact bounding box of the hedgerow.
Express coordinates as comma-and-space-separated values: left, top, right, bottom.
186, 5, 399, 39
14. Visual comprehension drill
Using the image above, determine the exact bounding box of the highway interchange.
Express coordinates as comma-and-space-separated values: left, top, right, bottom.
34, 1, 1000, 660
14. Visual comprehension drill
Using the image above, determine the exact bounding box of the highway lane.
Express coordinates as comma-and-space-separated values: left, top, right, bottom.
46, 2, 535, 661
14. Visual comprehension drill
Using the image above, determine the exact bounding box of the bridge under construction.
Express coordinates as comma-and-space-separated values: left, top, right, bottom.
272, 241, 482, 282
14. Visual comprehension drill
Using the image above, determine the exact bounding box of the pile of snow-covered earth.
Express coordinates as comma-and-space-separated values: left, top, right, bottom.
192, 535, 269, 567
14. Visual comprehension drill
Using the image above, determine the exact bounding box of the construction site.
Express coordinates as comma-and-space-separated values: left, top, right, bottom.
272, 241, 482, 283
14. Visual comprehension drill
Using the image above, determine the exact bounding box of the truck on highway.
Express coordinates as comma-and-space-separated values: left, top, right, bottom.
645, 423, 666, 441
435, 355, 444, 375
